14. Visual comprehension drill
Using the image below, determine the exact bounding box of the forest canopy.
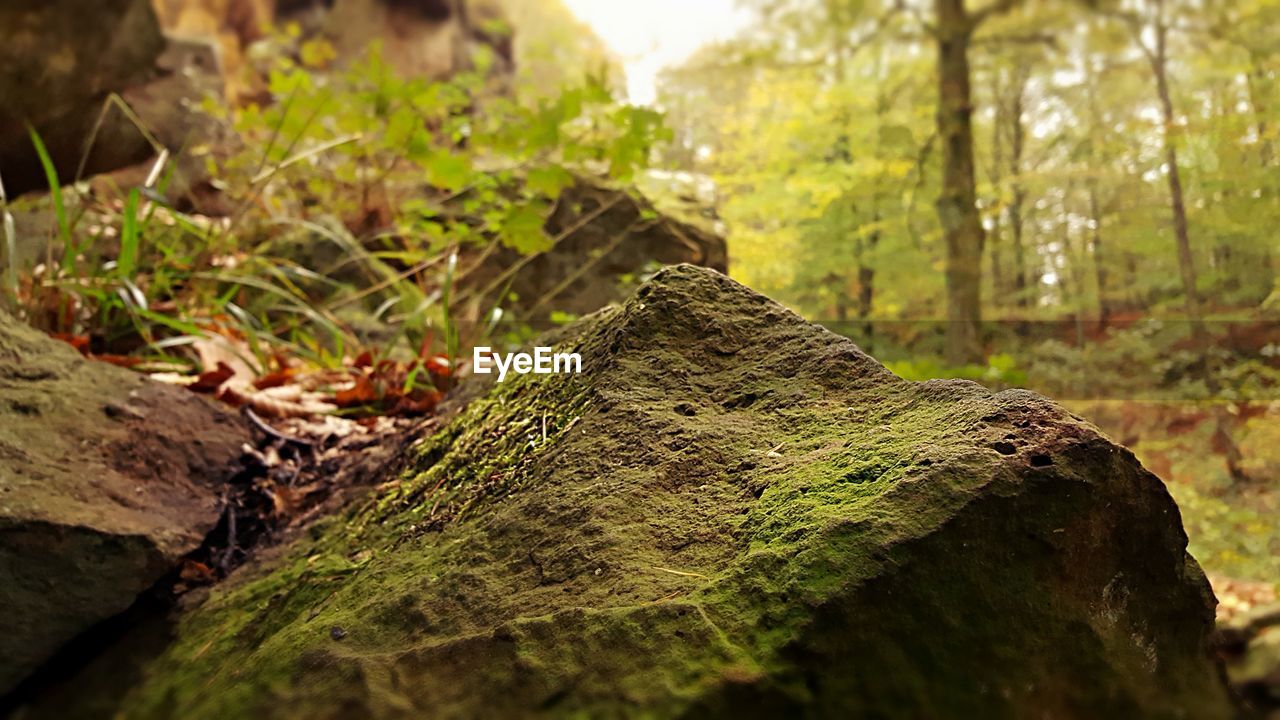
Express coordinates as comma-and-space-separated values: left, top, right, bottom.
657, 0, 1278, 355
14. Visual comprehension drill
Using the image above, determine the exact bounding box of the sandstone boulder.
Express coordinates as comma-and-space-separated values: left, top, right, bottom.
0, 0, 165, 197
0, 311, 247, 694
77, 266, 1229, 717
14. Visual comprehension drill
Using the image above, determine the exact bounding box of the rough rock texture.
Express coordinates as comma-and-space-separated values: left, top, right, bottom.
150, 0, 513, 101
326, 0, 513, 81
0, 311, 247, 694
462, 182, 729, 324
95, 266, 1228, 718
0, 0, 165, 197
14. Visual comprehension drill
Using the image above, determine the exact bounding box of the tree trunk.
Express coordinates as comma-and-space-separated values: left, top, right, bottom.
1007, 67, 1030, 311
1084, 62, 1109, 327
1245, 56, 1273, 168
989, 71, 1006, 308
1088, 184, 1109, 327
858, 227, 879, 350
934, 0, 985, 365
1152, 22, 1209, 365
1150, 6, 1249, 484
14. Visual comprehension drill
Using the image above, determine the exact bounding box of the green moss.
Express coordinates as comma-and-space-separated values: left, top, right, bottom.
101, 266, 1230, 719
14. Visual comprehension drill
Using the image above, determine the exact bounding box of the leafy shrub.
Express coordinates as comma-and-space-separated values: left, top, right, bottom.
2, 40, 669, 373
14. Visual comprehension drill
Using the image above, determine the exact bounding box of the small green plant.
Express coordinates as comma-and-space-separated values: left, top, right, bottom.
5, 42, 667, 379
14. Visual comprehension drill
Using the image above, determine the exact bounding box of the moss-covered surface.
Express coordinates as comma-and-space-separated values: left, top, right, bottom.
97, 266, 1230, 718
0, 310, 246, 695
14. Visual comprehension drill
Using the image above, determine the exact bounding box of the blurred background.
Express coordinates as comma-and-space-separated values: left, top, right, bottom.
0, 0, 1276, 687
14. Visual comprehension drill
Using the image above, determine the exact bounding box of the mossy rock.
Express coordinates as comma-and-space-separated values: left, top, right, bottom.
100, 266, 1229, 718
0, 310, 246, 694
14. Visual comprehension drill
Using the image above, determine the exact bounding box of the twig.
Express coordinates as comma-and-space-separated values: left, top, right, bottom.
0, 167, 16, 299
250, 133, 363, 184
323, 253, 450, 312
74, 94, 167, 184
453, 194, 626, 307
526, 218, 648, 316
242, 406, 314, 448
651, 566, 711, 580
220, 497, 239, 572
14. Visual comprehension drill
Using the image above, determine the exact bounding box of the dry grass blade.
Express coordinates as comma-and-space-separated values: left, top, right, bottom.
0, 167, 17, 300
221, 382, 338, 419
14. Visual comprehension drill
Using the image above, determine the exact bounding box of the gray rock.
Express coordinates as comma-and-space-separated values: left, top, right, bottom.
0, 310, 246, 693
0, 0, 165, 197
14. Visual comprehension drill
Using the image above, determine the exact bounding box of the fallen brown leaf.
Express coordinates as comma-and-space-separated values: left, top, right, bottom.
189, 362, 236, 393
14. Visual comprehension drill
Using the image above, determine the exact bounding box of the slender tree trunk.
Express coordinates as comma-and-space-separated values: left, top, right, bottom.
1149, 6, 1249, 483
858, 222, 880, 349
1152, 22, 1208, 360
1088, 184, 1109, 327
1125, 252, 1143, 310
1245, 57, 1273, 168
1244, 57, 1276, 298
989, 71, 1006, 308
1084, 62, 1109, 327
1064, 210, 1086, 326
934, 0, 985, 365
1007, 68, 1030, 311
833, 282, 851, 324
1065, 214, 1091, 398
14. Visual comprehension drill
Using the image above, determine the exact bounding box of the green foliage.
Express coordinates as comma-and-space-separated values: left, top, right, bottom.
3, 42, 665, 370
496, 0, 624, 102
886, 353, 1028, 388
26, 127, 72, 261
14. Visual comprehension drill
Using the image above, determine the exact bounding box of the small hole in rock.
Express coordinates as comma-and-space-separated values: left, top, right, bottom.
1030, 454, 1053, 467
992, 441, 1017, 456
674, 403, 697, 417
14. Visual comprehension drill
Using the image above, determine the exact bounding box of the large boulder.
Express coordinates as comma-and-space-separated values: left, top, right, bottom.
0, 0, 166, 197
88, 266, 1227, 717
0, 312, 246, 694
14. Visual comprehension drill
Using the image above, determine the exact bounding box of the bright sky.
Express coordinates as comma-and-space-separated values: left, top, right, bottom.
560, 0, 751, 106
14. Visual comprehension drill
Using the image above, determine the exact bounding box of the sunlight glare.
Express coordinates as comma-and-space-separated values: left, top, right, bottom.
559, 0, 751, 105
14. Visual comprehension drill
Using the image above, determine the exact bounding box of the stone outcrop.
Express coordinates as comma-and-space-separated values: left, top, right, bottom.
61, 265, 1231, 718
0, 311, 247, 694
0, 0, 166, 197
0, 0, 513, 200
